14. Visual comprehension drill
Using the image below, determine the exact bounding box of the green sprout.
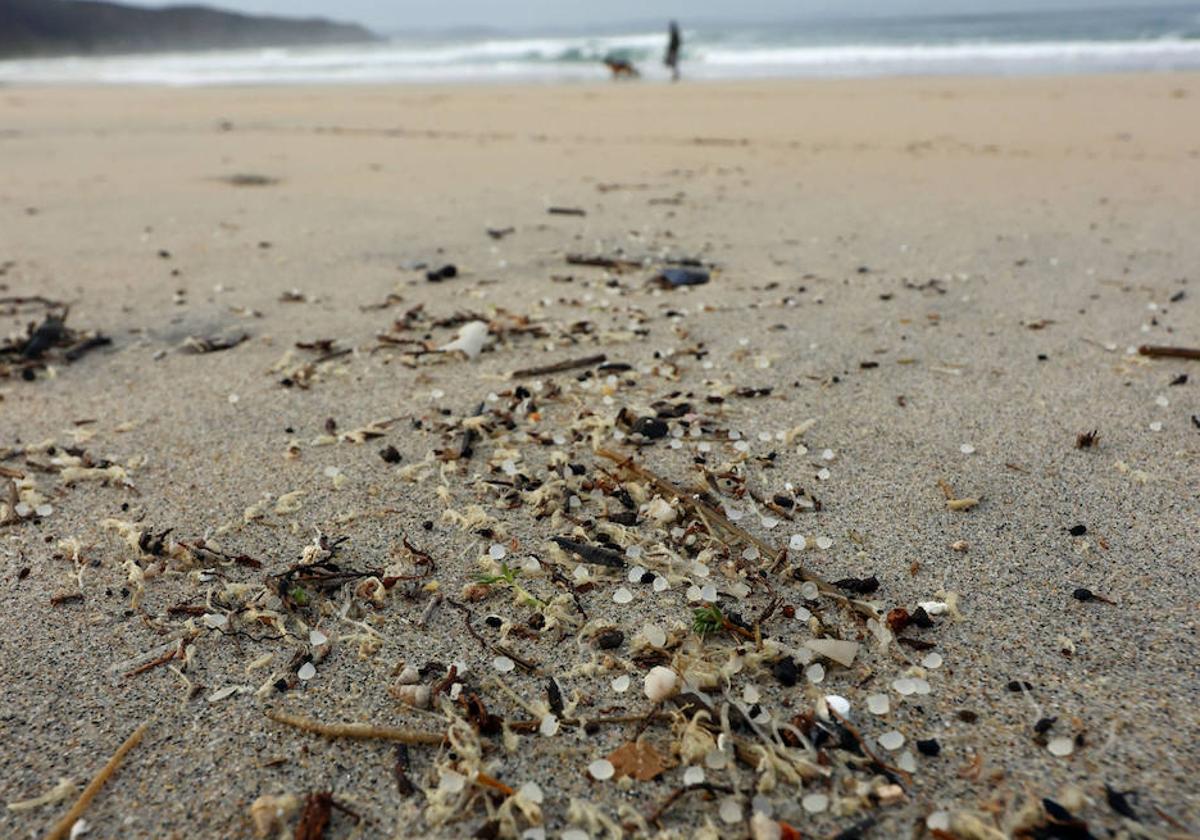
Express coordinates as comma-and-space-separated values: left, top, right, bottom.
476, 563, 520, 586
476, 563, 545, 610
692, 604, 725, 637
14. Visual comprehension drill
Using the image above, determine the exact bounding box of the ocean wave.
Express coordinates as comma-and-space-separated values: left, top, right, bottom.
3, 30, 1200, 85
699, 37, 1200, 66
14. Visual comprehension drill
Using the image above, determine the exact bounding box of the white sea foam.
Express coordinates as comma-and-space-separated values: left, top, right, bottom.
2, 13, 1199, 86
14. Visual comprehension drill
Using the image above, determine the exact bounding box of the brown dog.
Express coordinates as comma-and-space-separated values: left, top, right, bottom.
603, 57, 639, 79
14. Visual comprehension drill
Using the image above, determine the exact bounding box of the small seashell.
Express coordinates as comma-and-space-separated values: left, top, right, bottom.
588, 759, 614, 780
644, 666, 677, 702
394, 683, 431, 709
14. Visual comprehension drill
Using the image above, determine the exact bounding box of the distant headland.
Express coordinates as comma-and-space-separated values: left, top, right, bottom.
0, 0, 379, 58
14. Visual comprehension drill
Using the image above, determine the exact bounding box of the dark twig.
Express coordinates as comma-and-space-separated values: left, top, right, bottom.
646, 783, 733, 826
511, 353, 607, 379
565, 254, 644, 271
1138, 344, 1200, 360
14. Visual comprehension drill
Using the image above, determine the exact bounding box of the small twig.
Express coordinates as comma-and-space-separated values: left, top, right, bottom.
416, 594, 443, 629
123, 640, 182, 679
745, 485, 794, 522
473, 771, 514, 797
445, 599, 490, 651
44, 721, 150, 840
264, 709, 445, 745
646, 783, 733, 826
828, 707, 912, 789
1138, 344, 1200, 360
492, 644, 538, 673
62, 335, 112, 362
753, 595, 781, 628
511, 353, 607, 379
550, 536, 625, 568
565, 254, 643, 271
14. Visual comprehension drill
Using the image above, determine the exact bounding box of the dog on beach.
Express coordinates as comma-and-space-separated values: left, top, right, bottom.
603, 57, 639, 79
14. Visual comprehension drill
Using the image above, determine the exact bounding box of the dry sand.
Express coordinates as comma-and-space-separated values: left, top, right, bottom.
1, 75, 1198, 839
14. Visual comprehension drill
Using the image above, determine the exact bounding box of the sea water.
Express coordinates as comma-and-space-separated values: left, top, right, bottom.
1, 5, 1198, 85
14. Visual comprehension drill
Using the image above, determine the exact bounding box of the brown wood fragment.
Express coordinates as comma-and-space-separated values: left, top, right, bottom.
1138, 344, 1200, 360
607, 740, 667, 781
511, 353, 607, 379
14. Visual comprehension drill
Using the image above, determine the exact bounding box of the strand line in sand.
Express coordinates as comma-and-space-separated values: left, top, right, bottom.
44, 721, 150, 840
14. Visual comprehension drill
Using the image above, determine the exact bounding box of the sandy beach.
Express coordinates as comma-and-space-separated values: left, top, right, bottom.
1, 75, 1198, 839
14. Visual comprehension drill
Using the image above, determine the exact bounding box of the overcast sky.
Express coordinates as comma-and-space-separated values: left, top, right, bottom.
117, 1, 1177, 31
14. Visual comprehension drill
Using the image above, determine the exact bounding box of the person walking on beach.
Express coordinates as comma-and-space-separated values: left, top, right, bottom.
665, 21, 681, 81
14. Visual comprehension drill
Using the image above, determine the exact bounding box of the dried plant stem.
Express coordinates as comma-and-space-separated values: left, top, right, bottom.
265, 709, 445, 745
828, 707, 912, 789
44, 721, 150, 840
646, 782, 733, 826
1138, 344, 1200, 360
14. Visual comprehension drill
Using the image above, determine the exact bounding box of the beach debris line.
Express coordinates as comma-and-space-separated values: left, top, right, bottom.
13, 231, 1169, 840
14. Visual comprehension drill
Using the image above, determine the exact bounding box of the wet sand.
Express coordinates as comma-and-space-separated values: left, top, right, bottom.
1, 75, 1198, 839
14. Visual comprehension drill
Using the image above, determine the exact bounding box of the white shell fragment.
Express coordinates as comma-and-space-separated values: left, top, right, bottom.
824, 695, 850, 717
644, 666, 678, 702
801, 793, 830, 814
643, 625, 667, 647
588, 759, 615, 780
518, 782, 544, 804
878, 731, 905, 751
719, 797, 743, 824
867, 693, 891, 715
804, 638, 861, 667
441, 320, 490, 359
297, 662, 316, 681
1048, 736, 1075, 757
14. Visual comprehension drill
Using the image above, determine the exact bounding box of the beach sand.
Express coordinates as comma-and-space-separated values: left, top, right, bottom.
1, 75, 1198, 839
